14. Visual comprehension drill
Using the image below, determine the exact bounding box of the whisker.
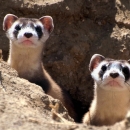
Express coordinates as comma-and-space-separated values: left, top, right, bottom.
125, 81, 130, 86
125, 82, 130, 92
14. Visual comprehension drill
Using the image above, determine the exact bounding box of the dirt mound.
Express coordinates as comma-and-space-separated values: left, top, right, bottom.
0, 59, 130, 130
0, 59, 74, 129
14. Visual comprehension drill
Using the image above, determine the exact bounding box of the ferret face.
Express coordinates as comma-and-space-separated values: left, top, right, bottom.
3, 14, 54, 48
89, 54, 130, 91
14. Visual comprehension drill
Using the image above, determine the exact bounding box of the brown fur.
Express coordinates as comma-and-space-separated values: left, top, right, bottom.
9, 43, 77, 121
83, 86, 130, 126
83, 54, 130, 126
3, 14, 77, 121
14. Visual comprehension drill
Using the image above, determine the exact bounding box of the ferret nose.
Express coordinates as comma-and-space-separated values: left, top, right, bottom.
24, 33, 33, 38
110, 72, 119, 78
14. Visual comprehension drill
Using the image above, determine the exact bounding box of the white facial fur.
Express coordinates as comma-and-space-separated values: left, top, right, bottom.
7, 20, 49, 48
91, 61, 130, 91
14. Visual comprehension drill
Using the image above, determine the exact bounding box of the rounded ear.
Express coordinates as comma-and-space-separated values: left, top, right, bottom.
128, 59, 130, 64
89, 54, 105, 72
3, 14, 18, 31
39, 16, 54, 33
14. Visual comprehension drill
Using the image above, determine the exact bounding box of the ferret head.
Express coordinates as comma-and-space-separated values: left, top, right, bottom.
3, 14, 54, 48
89, 54, 130, 91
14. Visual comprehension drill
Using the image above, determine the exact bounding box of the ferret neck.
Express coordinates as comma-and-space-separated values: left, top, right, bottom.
8, 41, 44, 77
94, 83, 130, 109
9, 41, 43, 62
91, 83, 130, 125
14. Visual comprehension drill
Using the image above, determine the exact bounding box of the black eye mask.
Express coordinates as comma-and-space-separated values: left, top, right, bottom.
98, 62, 130, 82
122, 66, 130, 81
13, 25, 20, 39
12, 20, 43, 40
99, 65, 107, 79
35, 26, 43, 39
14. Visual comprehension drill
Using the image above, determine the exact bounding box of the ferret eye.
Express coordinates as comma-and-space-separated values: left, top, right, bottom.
35, 26, 42, 33
101, 65, 107, 72
122, 67, 129, 76
15, 25, 21, 31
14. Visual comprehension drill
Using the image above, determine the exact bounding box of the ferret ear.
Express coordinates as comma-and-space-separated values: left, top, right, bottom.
89, 54, 105, 72
3, 14, 18, 31
39, 16, 54, 33
128, 59, 130, 64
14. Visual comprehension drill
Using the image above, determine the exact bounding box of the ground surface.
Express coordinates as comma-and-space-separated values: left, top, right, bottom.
0, 60, 130, 130
1, 0, 130, 128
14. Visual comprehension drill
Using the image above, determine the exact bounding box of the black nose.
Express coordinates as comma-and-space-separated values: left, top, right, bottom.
24, 33, 33, 38
110, 72, 119, 78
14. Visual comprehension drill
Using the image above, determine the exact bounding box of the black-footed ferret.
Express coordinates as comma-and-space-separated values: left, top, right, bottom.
83, 54, 130, 126
3, 14, 77, 121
